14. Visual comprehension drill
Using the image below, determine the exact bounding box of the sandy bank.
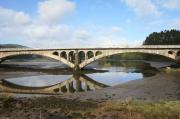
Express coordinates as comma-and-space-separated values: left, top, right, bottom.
64, 71, 180, 102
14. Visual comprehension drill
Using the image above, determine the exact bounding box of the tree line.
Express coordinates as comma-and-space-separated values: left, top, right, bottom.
143, 29, 180, 45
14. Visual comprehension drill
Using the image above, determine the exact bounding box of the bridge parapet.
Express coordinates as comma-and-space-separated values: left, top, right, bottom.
0, 48, 34, 52
140, 45, 180, 48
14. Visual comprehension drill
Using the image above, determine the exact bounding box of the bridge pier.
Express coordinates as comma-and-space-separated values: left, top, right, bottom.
74, 50, 80, 71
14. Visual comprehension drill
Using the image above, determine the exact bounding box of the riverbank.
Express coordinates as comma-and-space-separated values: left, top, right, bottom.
59, 68, 180, 102
1, 68, 180, 101
1, 94, 180, 119
1, 62, 180, 101
1, 62, 180, 118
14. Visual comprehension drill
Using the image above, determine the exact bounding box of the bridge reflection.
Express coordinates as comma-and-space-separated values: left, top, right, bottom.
0, 74, 109, 95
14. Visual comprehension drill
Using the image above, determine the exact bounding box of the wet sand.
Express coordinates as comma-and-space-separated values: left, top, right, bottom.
62, 69, 180, 102
1, 70, 180, 119
1, 69, 179, 102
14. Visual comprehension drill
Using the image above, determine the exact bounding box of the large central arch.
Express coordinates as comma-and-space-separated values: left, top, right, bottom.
79, 50, 177, 68
0, 52, 75, 68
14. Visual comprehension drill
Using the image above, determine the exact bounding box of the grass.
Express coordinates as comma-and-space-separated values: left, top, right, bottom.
1, 95, 180, 119
0, 93, 12, 102
102, 100, 180, 119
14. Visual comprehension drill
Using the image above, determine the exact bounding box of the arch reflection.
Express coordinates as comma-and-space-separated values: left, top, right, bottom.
0, 74, 109, 94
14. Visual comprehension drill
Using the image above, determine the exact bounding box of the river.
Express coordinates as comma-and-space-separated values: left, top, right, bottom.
0, 60, 180, 101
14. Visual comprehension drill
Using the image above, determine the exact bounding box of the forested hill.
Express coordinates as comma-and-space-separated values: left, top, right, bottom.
143, 29, 180, 45
0, 44, 52, 61
0, 44, 27, 48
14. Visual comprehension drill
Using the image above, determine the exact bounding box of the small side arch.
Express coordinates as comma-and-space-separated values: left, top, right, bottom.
87, 51, 94, 59
52, 51, 59, 56
95, 51, 102, 56
60, 51, 67, 59
68, 51, 75, 63
168, 51, 174, 55
176, 51, 180, 62
0, 52, 74, 68
177, 51, 180, 56
78, 51, 85, 63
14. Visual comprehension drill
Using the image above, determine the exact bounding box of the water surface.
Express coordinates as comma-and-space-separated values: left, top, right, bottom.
0, 60, 171, 94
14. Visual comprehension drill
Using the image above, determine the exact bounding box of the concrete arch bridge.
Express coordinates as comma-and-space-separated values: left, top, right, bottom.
0, 45, 180, 70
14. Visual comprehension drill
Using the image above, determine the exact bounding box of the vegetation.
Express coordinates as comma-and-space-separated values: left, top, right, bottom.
106, 29, 180, 61
99, 60, 158, 77
143, 29, 180, 45
104, 52, 174, 62
0, 44, 27, 48
102, 100, 180, 119
1, 95, 180, 119
0, 44, 50, 61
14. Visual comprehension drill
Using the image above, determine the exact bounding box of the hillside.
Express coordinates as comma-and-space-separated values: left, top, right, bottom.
143, 29, 180, 45
0, 44, 27, 48
0, 44, 55, 61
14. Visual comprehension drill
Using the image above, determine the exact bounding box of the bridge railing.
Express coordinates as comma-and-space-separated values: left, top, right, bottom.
0, 45, 180, 51
140, 45, 180, 48
0, 48, 33, 51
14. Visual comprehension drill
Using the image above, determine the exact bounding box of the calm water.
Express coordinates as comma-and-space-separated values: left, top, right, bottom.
0, 60, 172, 94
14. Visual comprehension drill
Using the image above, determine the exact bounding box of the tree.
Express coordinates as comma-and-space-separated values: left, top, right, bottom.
143, 29, 180, 45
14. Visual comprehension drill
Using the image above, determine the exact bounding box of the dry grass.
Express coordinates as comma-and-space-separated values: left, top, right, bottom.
1, 96, 180, 119
100, 99, 180, 119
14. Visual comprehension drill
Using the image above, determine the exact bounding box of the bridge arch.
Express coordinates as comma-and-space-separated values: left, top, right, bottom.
60, 51, 67, 59
52, 51, 59, 56
68, 51, 75, 63
87, 51, 94, 59
177, 51, 180, 56
0, 52, 74, 68
95, 51, 102, 56
78, 51, 85, 63
79, 50, 177, 68
168, 50, 174, 55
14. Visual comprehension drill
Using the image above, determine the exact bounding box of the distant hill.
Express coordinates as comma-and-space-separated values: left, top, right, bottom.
0, 44, 56, 62
143, 29, 180, 45
0, 44, 27, 48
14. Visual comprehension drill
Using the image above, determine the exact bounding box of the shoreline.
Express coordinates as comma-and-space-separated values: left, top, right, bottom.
0, 61, 179, 102
0, 62, 180, 118
1, 68, 180, 102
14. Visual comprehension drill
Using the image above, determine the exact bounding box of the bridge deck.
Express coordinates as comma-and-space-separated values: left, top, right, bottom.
0, 45, 180, 52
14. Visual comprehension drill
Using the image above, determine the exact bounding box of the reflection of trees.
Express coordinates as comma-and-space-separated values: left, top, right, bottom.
99, 60, 158, 77
100, 52, 174, 62
99, 60, 150, 68
0, 74, 109, 94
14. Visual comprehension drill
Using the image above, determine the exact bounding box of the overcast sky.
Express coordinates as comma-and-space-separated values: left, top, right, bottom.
0, 0, 179, 48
